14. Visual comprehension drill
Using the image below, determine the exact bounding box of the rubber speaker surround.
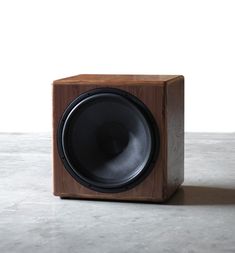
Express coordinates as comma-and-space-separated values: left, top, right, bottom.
57, 88, 160, 193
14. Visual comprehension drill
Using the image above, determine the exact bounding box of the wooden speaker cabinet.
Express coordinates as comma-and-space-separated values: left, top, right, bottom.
53, 74, 184, 202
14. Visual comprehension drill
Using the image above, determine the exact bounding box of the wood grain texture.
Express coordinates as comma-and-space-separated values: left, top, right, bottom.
53, 74, 180, 86
165, 76, 184, 199
52, 74, 184, 202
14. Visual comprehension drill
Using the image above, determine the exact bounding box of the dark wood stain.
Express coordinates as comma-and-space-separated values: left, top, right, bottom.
52, 74, 184, 202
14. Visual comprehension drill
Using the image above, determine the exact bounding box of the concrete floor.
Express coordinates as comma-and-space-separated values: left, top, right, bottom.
0, 133, 235, 253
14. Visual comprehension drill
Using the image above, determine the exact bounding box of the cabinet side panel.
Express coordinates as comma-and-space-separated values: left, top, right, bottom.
165, 77, 184, 199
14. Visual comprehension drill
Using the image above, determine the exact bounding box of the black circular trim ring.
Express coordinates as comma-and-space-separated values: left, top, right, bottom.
57, 87, 160, 193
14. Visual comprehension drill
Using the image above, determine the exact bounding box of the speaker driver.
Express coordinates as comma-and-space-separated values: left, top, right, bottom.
57, 88, 159, 193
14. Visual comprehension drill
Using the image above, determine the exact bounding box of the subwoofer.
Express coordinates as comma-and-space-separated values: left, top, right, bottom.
53, 74, 184, 202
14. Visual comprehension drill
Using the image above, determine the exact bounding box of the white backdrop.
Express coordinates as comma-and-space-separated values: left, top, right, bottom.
0, 0, 234, 132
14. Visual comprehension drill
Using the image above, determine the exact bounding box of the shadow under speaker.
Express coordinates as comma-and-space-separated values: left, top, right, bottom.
53, 74, 184, 202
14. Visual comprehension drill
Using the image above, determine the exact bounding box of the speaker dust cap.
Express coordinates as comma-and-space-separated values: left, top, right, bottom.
57, 88, 159, 193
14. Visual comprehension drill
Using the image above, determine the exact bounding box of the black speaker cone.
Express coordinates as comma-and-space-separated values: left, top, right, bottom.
58, 88, 159, 193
